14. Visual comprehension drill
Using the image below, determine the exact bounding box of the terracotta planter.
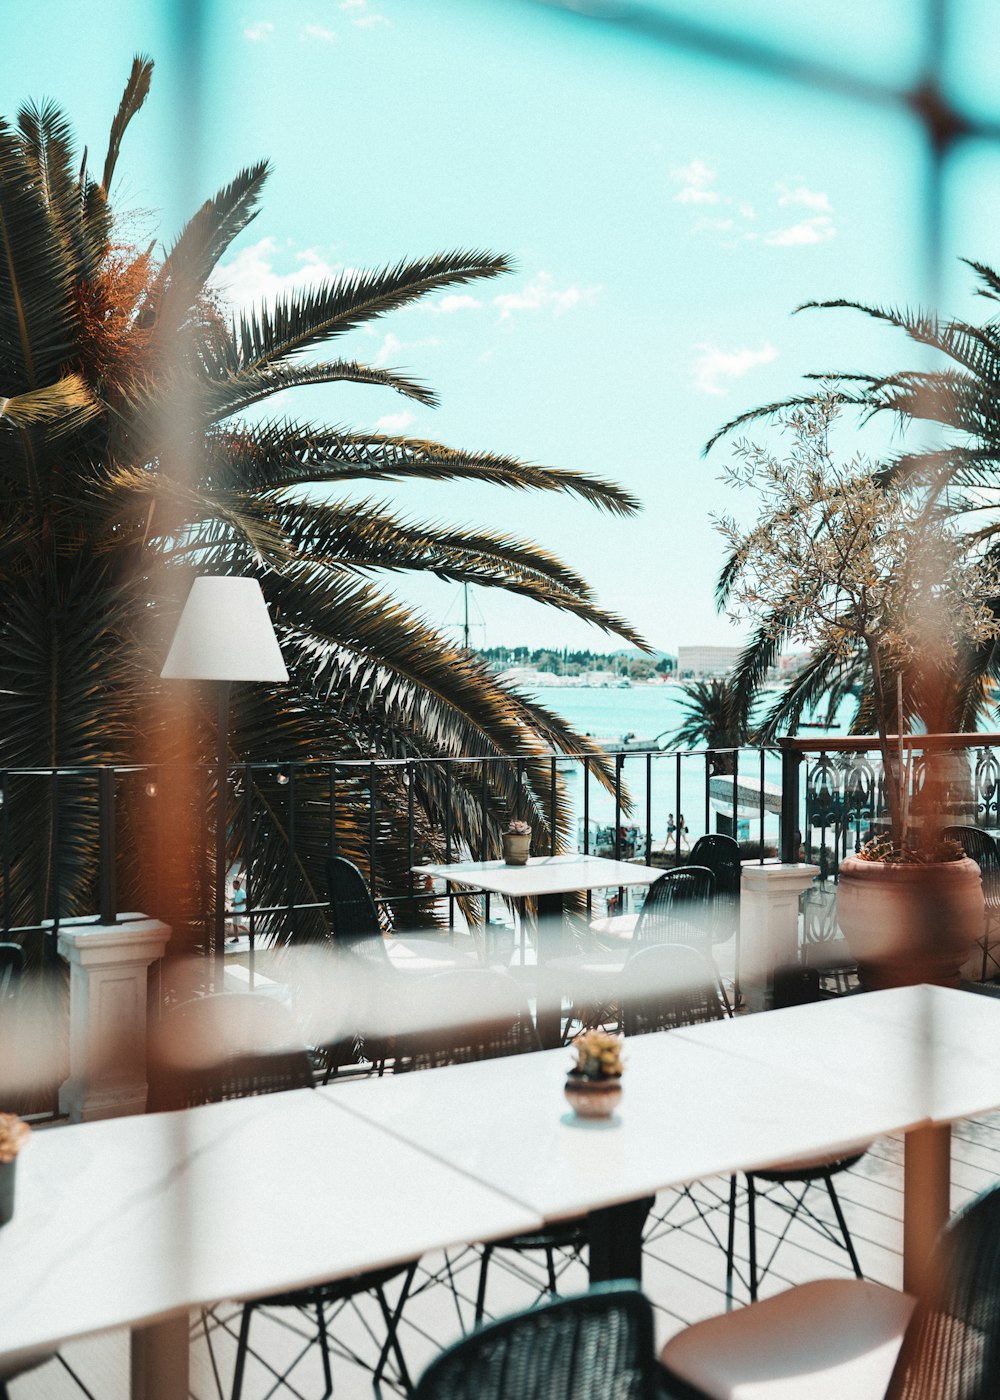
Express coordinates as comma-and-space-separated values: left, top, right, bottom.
836, 855, 984, 991
502, 832, 530, 866
564, 1074, 622, 1119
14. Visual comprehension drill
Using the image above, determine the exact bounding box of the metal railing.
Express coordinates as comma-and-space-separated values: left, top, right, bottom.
780, 734, 1000, 870
0, 745, 783, 953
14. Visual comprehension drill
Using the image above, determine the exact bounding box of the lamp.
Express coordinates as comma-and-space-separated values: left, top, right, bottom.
161, 577, 288, 977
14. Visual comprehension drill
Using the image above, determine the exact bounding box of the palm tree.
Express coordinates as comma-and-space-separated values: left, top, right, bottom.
0, 58, 643, 951
704, 262, 1000, 740
666, 678, 747, 772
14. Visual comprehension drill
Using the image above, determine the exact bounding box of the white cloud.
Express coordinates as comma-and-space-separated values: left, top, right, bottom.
693, 217, 735, 234
372, 331, 440, 367
693, 341, 778, 396
244, 19, 274, 41
671, 158, 720, 205
492, 271, 601, 319
301, 23, 336, 42
213, 237, 350, 310
674, 186, 720, 206
340, 0, 390, 25
374, 409, 415, 434
764, 215, 835, 247
431, 293, 482, 314
776, 183, 832, 213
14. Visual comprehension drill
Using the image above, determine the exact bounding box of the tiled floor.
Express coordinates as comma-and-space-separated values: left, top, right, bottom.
12, 1109, 1000, 1399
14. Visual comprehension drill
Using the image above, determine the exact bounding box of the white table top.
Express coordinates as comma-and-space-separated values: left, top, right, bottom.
0, 1088, 540, 1369
416, 853, 664, 898
322, 1026, 916, 1223
672, 984, 1000, 1128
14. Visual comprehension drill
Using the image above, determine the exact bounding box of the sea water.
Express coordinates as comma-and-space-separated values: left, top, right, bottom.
525, 682, 853, 851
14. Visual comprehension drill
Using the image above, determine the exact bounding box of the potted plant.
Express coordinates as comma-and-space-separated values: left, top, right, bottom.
0, 1113, 31, 1226
717, 396, 1000, 988
565, 1029, 624, 1118
501, 819, 532, 866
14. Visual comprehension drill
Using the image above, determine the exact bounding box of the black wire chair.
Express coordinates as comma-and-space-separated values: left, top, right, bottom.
388, 967, 590, 1326
327, 855, 475, 1075
943, 826, 1000, 979
729, 968, 865, 1307
687, 834, 741, 938
414, 1282, 663, 1400
660, 1181, 1000, 1400
620, 947, 865, 1307
552, 868, 723, 1039
620, 942, 727, 1038
798, 882, 859, 996
147, 993, 416, 1400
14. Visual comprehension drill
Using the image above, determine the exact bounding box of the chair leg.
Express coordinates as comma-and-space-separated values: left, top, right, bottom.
823, 1173, 863, 1279
725, 1175, 738, 1311
373, 1263, 417, 1397
747, 1175, 759, 1303
475, 1243, 494, 1325
231, 1304, 253, 1400
315, 1299, 333, 1400
544, 1245, 559, 1297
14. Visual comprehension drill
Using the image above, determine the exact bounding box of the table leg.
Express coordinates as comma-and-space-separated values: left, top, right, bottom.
130, 1315, 189, 1400
534, 893, 567, 1049
903, 1123, 951, 1294
588, 1198, 648, 1283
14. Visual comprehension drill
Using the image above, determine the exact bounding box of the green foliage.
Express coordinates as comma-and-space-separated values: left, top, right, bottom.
714, 396, 1000, 846
0, 58, 643, 949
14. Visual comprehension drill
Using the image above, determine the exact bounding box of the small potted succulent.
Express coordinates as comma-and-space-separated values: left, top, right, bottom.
565, 1030, 624, 1119
0, 1113, 31, 1226
501, 818, 532, 866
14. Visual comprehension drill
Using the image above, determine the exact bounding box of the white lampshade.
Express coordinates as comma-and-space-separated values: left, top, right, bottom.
161, 576, 289, 682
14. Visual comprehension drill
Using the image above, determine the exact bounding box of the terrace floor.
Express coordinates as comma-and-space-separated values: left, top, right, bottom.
12, 1096, 1000, 1399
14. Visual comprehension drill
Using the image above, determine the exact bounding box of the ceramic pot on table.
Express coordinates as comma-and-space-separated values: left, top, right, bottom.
564, 1073, 622, 1119
502, 832, 531, 866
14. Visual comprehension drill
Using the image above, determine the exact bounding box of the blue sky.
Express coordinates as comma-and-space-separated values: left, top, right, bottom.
7, 0, 1000, 655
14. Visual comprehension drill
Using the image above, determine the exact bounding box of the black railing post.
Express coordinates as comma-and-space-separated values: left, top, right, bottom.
98, 766, 117, 925
780, 740, 803, 864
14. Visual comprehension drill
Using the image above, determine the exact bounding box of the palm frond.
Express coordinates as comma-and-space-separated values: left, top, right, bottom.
234, 250, 513, 370
0, 118, 77, 390
101, 55, 153, 193
201, 359, 439, 422
149, 162, 270, 339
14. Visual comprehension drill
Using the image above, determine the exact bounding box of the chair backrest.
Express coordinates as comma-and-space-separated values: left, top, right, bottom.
413, 1282, 659, 1400
687, 834, 741, 896
943, 826, 1000, 909
886, 1182, 1000, 1399
328, 855, 392, 964
147, 992, 313, 1111
620, 944, 725, 1036
0, 943, 23, 1000
633, 867, 715, 948
393, 968, 540, 1072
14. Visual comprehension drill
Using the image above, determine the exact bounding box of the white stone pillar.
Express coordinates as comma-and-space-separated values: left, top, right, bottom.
739, 863, 820, 1011
56, 914, 172, 1123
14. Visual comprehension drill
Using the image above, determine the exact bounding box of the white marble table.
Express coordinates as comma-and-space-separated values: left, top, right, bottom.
324, 986, 1000, 1290
670, 983, 1000, 1288
0, 1088, 541, 1400
417, 854, 663, 1043
418, 853, 664, 903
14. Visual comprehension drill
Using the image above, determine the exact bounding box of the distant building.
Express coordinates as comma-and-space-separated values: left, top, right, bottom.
677, 645, 742, 678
